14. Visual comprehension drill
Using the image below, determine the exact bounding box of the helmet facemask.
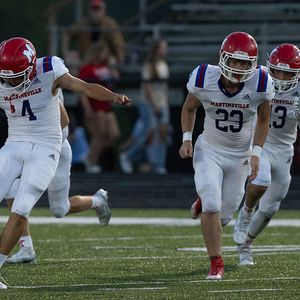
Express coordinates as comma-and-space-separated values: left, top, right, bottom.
0, 37, 37, 98
267, 61, 300, 94
0, 65, 34, 97
219, 51, 257, 83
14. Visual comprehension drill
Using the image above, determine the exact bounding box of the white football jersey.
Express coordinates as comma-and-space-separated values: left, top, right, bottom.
0, 56, 68, 152
264, 84, 300, 153
57, 87, 69, 140
187, 64, 274, 155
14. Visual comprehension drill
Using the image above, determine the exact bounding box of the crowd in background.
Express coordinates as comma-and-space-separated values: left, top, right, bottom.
1, 0, 300, 174
61, 0, 172, 174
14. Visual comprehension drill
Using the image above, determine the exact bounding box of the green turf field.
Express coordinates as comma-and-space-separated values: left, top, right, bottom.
0, 208, 299, 299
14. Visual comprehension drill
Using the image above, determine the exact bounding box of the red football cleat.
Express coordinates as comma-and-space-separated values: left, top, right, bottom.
206, 256, 224, 280
191, 196, 202, 219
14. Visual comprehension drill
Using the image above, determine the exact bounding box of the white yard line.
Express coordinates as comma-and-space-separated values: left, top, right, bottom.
178, 245, 300, 252
39, 250, 299, 262
12, 282, 166, 290
10, 277, 299, 290
0, 216, 299, 226
34, 232, 292, 243
209, 288, 283, 293
97, 287, 167, 291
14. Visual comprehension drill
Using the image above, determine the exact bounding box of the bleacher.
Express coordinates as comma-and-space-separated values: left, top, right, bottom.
53, 0, 300, 105
118, 0, 300, 94
32, 172, 300, 209
42, 1, 300, 211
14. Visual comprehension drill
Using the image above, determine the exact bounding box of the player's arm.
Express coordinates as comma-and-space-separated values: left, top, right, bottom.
249, 100, 271, 180
53, 73, 131, 106
60, 102, 69, 129
178, 93, 201, 159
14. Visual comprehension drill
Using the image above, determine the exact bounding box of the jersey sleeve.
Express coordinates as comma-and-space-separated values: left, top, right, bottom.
264, 74, 275, 101
51, 56, 69, 80
186, 66, 199, 95
186, 64, 209, 96
256, 66, 275, 101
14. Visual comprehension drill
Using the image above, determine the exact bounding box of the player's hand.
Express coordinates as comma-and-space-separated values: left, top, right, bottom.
178, 141, 193, 159
293, 96, 300, 120
249, 155, 259, 181
114, 94, 132, 106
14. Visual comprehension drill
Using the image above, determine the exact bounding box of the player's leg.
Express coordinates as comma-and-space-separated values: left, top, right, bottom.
193, 137, 224, 280
240, 152, 292, 265
0, 142, 23, 203
190, 195, 202, 219
0, 145, 59, 269
5, 192, 36, 264
249, 160, 291, 239
0, 143, 24, 282
221, 155, 251, 227
220, 155, 253, 265
233, 151, 271, 245
48, 140, 111, 225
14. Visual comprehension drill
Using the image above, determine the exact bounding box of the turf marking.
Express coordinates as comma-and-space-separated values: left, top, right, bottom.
209, 288, 283, 293
0, 217, 299, 227
39, 250, 299, 263
178, 244, 300, 252
10, 277, 299, 290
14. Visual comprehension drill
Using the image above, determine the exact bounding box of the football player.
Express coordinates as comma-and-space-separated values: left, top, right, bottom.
179, 32, 274, 280
233, 43, 300, 265
5, 89, 111, 264
0, 37, 130, 289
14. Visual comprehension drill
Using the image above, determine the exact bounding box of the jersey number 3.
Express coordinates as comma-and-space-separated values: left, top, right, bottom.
215, 109, 243, 132
22, 100, 37, 121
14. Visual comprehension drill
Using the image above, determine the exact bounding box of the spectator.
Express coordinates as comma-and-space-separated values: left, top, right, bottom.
62, 0, 125, 69
119, 39, 170, 174
67, 111, 90, 170
79, 41, 120, 173
142, 39, 171, 174
119, 100, 154, 173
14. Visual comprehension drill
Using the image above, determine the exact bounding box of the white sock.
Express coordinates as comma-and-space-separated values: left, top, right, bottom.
19, 235, 33, 249
91, 195, 101, 208
0, 253, 8, 268
248, 210, 271, 239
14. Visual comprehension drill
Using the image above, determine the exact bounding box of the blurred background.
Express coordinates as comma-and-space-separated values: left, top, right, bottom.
0, 0, 300, 209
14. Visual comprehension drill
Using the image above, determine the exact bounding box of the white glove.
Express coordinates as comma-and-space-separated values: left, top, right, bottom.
294, 96, 300, 120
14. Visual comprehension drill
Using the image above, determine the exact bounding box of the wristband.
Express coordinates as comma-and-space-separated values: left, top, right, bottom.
251, 145, 262, 158
182, 131, 192, 142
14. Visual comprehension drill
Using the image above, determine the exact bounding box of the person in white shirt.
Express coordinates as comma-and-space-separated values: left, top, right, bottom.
0, 37, 130, 289
233, 43, 300, 265
179, 32, 274, 280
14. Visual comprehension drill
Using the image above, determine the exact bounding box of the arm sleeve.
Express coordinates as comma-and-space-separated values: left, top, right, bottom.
186, 66, 200, 95
52, 56, 69, 80
264, 74, 275, 101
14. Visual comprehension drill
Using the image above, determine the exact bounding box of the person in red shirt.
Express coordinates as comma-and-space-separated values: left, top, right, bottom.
79, 41, 120, 173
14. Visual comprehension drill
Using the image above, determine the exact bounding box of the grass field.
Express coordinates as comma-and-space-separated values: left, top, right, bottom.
0, 208, 299, 299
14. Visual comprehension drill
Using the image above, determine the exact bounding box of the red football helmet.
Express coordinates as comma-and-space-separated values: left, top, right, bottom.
219, 32, 258, 83
267, 43, 300, 93
0, 37, 37, 95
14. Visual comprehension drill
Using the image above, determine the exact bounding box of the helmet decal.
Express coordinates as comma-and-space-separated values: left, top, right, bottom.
23, 43, 35, 64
